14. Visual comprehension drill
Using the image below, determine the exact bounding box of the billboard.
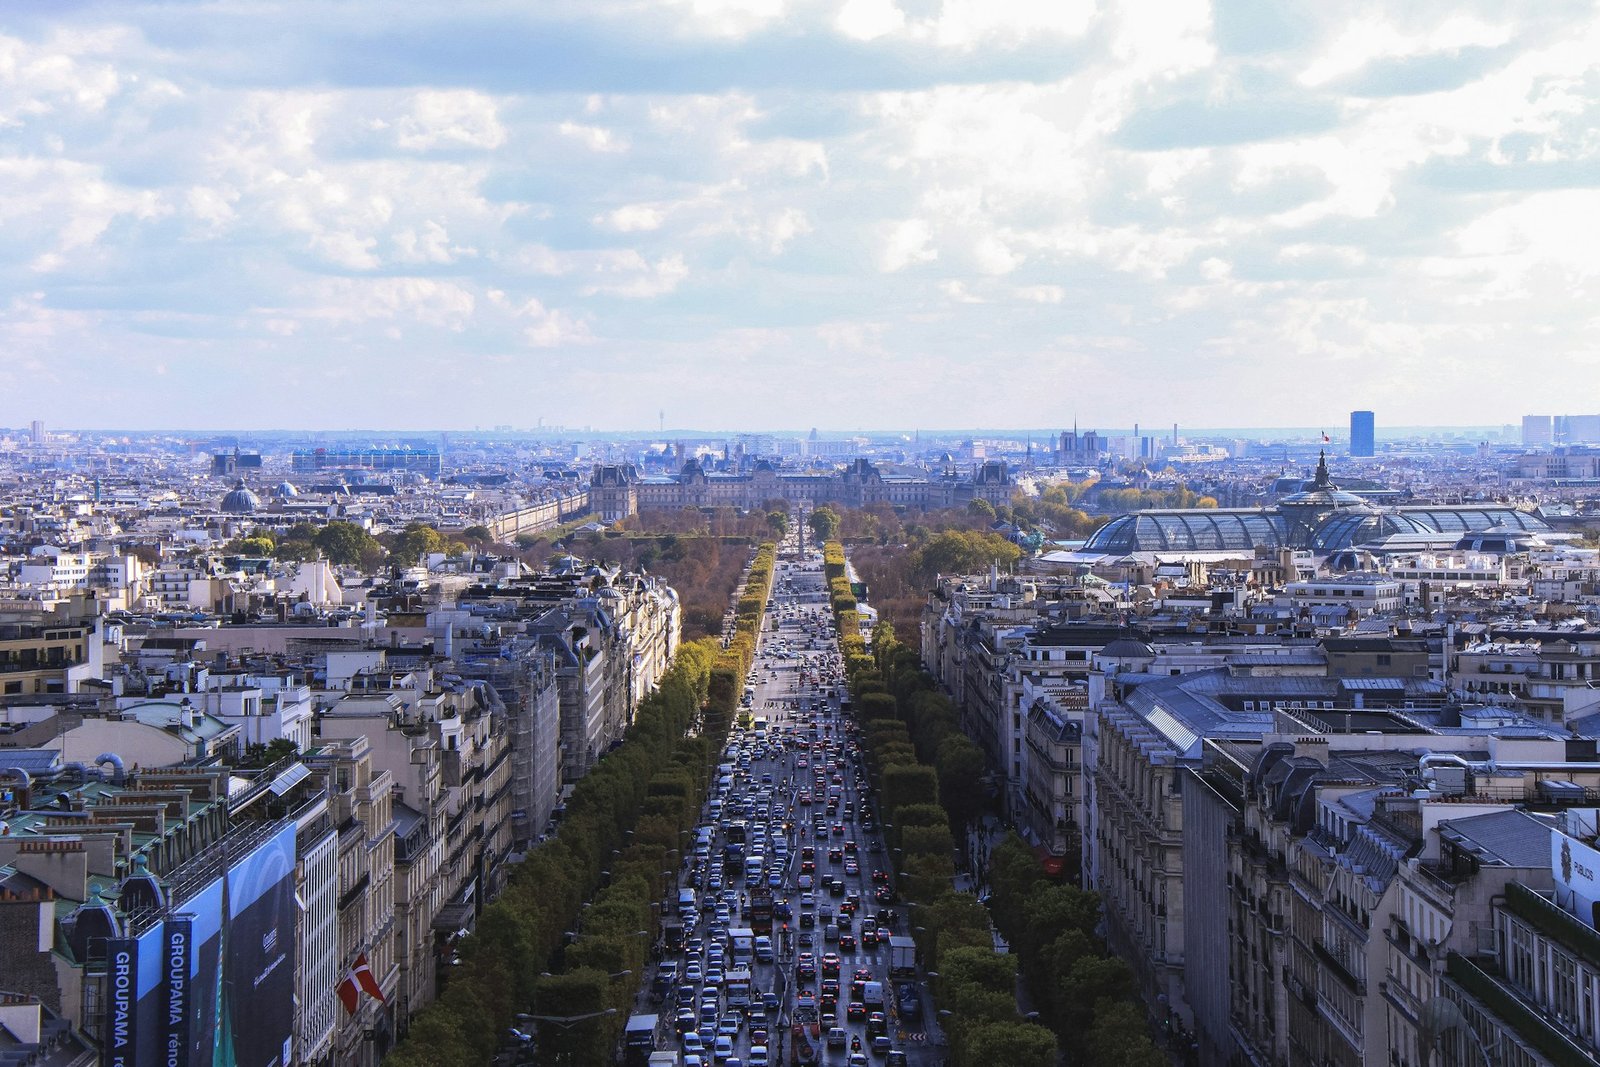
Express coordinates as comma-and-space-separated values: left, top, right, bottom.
186, 820, 298, 1067
105, 821, 298, 1067
1553, 828, 1600, 928
102, 923, 166, 1067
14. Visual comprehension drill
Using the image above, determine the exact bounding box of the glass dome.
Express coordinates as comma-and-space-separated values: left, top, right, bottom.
1083, 510, 1288, 553
1309, 510, 1435, 552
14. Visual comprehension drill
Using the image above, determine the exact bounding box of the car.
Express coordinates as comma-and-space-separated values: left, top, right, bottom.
871, 1035, 893, 1056
796, 874, 814, 890
838, 932, 857, 952
833, 823, 846, 837
827, 1026, 849, 1049
868, 840, 883, 854
682, 1033, 706, 1054
867, 1012, 887, 1036
685, 962, 704, 983
887, 1052, 908, 1067
821, 952, 841, 977
676, 1009, 697, 1034
847, 1000, 867, 1021
848, 1054, 869, 1067
796, 954, 816, 980
748, 1046, 770, 1066
828, 848, 844, 863
713, 1035, 735, 1062
896, 984, 921, 1019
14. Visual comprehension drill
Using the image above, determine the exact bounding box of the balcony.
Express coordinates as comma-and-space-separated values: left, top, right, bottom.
1313, 941, 1366, 996
1445, 953, 1597, 1067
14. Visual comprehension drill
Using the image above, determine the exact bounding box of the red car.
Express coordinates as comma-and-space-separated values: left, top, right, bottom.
821, 953, 841, 977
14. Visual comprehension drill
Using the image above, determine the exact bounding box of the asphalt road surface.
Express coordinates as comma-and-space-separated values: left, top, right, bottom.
644, 532, 943, 1067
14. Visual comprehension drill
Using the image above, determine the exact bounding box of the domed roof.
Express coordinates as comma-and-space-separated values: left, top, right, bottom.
1309, 508, 1434, 552
220, 479, 261, 514
1279, 451, 1367, 509
63, 883, 122, 961
276, 481, 300, 498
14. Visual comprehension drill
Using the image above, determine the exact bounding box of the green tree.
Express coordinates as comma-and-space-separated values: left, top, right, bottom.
968, 497, 997, 518
226, 534, 276, 557
1086, 998, 1167, 1067
766, 511, 790, 538
392, 522, 448, 565
462, 523, 494, 544
314, 521, 384, 567
936, 734, 988, 829
809, 506, 841, 543
957, 1020, 1057, 1067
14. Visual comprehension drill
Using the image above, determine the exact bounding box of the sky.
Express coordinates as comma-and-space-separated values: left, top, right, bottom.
2, 0, 1599, 433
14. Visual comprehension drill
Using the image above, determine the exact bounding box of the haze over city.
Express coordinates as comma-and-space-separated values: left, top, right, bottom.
4, 0, 1599, 430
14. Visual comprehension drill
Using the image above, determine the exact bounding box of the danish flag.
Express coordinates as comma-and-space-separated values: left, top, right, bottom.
338, 953, 387, 1014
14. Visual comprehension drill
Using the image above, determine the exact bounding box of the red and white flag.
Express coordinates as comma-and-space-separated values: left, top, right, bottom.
1322, 432, 1330, 443
338, 952, 387, 1014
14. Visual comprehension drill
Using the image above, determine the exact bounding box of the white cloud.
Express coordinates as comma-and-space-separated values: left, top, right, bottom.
598, 204, 666, 232
835, 0, 904, 42
558, 120, 628, 153
879, 218, 936, 272
4, 1, 1600, 428
396, 90, 506, 151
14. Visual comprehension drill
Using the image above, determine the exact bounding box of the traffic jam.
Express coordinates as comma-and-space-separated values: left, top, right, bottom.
637, 538, 925, 1067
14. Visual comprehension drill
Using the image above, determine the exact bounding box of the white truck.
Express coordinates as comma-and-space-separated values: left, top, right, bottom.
887, 935, 917, 977
727, 926, 756, 967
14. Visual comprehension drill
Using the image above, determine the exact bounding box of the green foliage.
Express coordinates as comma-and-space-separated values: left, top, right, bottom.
314, 521, 385, 567
911, 529, 1022, 582
391, 522, 449, 565
461, 524, 493, 543
1086, 999, 1168, 1067
809, 506, 841, 543
955, 1021, 1057, 1067
936, 734, 988, 829
967, 497, 996, 518
225, 530, 276, 557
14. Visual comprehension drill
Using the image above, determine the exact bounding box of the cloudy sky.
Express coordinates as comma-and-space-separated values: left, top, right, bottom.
3, 0, 1598, 432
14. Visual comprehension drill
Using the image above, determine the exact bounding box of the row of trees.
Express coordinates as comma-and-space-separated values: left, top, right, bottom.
524, 540, 780, 1063
826, 542, 1057, 1067
836, 541, 1168, 1067
383, 544, 777, 1065
382, 636, 720, 1067
226, 521, 494, 568
986, 835, 1168, 1066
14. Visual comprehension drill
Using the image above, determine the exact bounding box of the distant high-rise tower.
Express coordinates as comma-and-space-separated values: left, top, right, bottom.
29, 420, 45, 446
1522, 415, 1553, 447
1349, 410, 1375, 457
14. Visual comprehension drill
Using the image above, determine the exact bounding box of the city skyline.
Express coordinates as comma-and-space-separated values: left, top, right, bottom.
3, 2, 1599, 430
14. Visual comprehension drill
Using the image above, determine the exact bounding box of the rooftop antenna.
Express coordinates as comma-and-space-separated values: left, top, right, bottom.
659, 410, 664, 435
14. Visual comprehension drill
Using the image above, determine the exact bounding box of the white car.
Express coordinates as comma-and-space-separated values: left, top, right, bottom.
748, 1046, 770, 1066
713, 1035, 735, 1062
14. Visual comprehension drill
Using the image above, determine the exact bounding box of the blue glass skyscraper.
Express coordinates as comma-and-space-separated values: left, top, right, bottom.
1350, 410, 1375, 457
